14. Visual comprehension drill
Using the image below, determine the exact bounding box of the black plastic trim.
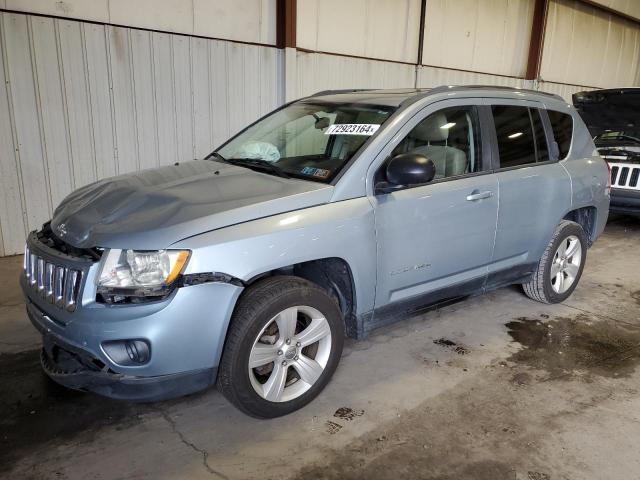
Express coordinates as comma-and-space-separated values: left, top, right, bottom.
180, 272, 244, 287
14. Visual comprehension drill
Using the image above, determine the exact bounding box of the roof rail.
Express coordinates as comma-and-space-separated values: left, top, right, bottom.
310, 88, 375, 97
428, 84, 565, 102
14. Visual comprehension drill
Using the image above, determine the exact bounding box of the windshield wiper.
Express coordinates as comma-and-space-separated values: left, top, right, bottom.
225, 158, 291, 178
205, 151, 227, 162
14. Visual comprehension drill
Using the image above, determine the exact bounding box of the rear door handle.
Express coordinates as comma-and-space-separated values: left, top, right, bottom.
466, 190, 493, 201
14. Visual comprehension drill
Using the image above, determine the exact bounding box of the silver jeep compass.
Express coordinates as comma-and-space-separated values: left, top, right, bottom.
22, 86, 610, 417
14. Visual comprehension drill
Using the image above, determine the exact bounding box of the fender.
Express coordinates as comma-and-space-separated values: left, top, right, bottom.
170, 197, 378, 317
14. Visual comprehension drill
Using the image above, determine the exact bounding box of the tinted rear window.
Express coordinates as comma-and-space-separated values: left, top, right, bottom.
491, 105, 537, 168
531, 108, 549, 163
547, 111, 573, 159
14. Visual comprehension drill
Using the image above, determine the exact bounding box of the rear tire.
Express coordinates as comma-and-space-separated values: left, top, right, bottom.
217, 276, 344, 418
523, 220, 587, 304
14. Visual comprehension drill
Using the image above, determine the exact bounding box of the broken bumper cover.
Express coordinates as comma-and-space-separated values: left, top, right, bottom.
38, 333, 216, 402
30, 302, 217, 402
22, 274, 243, 402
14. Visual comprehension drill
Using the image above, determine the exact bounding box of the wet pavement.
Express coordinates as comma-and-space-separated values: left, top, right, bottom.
0, 215, 639, 479
0, 349, 150, 473
506, 313, 640, 380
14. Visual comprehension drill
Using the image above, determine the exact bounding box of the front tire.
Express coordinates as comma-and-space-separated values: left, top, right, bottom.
523, 220, 587, 304
217, 276, 344, 418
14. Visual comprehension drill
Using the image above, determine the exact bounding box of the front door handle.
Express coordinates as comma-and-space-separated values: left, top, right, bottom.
466, 190, 493, 201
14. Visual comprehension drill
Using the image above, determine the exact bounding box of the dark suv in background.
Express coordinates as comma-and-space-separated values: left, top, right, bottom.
574, 88, 640, 216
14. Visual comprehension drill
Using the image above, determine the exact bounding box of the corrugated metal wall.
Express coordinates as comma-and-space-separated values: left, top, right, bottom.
588, 0, 640, 21
297, 0, 421, 64
540, 0, 640, 87
422, 0, 535, 78
535, 80, 593, 102
1, 2, 639, 257
417, 66, 533, 89
5, 0, 278, 45
296, 51, 416, 97
0, 12, 282, 256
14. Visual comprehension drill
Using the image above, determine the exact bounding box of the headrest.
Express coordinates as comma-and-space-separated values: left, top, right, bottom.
411, 113, 449, 142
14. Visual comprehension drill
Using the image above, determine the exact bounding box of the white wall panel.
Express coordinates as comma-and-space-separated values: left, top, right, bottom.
541, 0, 640, 88
417, 65, 533, 89
108, 26, 139, 174
588, 0, 640, 21
130, 29, 159, 171
193, 0, 277, 46
30, 16, 74, 209
210, 41, 230, 149
535, 80, 594, 102
295, 51, 416, 98
84, 22, 117, 180
0, 12, 283, 256
5, 0, 277, 45
422, 0, 535, 77
297, 0, 421, 63
6, 0, 110, 23
2, 14, 52, 241
152, 32, 179, 166
171, 35, 194, 164
59, 19, 97, 187
109, 0, 193, 36
0, 14, 24, 256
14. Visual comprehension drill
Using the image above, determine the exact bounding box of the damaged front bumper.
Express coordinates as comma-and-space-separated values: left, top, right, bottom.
22, 265, 243, 402
29, 299, 217, 402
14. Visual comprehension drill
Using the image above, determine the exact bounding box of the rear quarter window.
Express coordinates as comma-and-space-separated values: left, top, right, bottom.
547, 111, 573, 159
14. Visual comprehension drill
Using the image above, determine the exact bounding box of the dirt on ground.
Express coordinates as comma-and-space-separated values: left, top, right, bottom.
293, 312, 640, 480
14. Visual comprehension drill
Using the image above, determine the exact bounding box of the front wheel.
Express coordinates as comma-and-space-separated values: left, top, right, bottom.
217, 276, 344, 418
523, 220, 588, 304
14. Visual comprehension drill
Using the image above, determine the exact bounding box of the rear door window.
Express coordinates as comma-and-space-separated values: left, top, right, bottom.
531, 108, 549, 163
491, 106, 552, 168
547, 111, 573, 159
491, 106, 537, 168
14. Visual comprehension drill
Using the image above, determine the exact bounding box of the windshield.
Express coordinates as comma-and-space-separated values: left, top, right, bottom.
593, 130, 640, 147
215, 101, 396, 183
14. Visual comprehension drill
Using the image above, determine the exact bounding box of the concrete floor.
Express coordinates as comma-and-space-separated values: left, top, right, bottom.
1, 215, 639, 480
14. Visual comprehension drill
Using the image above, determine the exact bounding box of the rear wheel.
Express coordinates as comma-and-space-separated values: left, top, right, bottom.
217, 276, 344, 418
523, 220, 587, 304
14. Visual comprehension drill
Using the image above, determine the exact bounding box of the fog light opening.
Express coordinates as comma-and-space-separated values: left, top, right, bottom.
102, 339, 151, 366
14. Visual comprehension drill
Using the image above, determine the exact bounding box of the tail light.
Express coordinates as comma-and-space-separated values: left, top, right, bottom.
605, 160, 612, 194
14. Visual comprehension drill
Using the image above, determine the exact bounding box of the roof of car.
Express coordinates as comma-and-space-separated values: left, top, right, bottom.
305, 85, 566, 108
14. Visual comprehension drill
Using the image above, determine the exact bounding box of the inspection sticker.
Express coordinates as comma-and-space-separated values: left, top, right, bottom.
324, 123, 380, 136
301, 166, 331, 178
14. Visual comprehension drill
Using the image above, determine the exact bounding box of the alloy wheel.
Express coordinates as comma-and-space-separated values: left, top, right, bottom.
550, 235, 582, 294
248, 305, 332, 402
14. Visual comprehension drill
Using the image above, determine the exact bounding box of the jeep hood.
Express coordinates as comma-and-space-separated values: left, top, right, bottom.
51, 160, 333, 249
573, 88, 640, 136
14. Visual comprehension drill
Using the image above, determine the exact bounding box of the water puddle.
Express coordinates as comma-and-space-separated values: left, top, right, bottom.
506, 314, 640, 379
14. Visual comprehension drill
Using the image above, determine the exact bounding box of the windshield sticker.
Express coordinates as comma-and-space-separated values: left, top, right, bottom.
324, 124, 380, 136
301, 167, 331, 179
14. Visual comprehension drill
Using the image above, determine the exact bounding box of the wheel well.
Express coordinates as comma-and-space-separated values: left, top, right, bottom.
246, 258, 358, 338
564, 207, 596, 246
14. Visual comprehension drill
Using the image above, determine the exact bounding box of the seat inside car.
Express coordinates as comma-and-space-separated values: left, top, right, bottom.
409, 113, 468, 179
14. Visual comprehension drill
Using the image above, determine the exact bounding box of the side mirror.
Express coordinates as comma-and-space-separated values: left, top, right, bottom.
375, 153, 436, 194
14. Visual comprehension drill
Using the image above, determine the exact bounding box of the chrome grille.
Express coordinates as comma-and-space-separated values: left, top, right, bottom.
607, 162, 640, 191
24, 245, 82, 312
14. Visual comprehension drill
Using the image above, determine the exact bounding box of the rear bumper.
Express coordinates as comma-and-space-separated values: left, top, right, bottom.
610, 188, 640, 215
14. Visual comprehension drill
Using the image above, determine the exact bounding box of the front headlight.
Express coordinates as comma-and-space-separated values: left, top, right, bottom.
97, 249, 190, 299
